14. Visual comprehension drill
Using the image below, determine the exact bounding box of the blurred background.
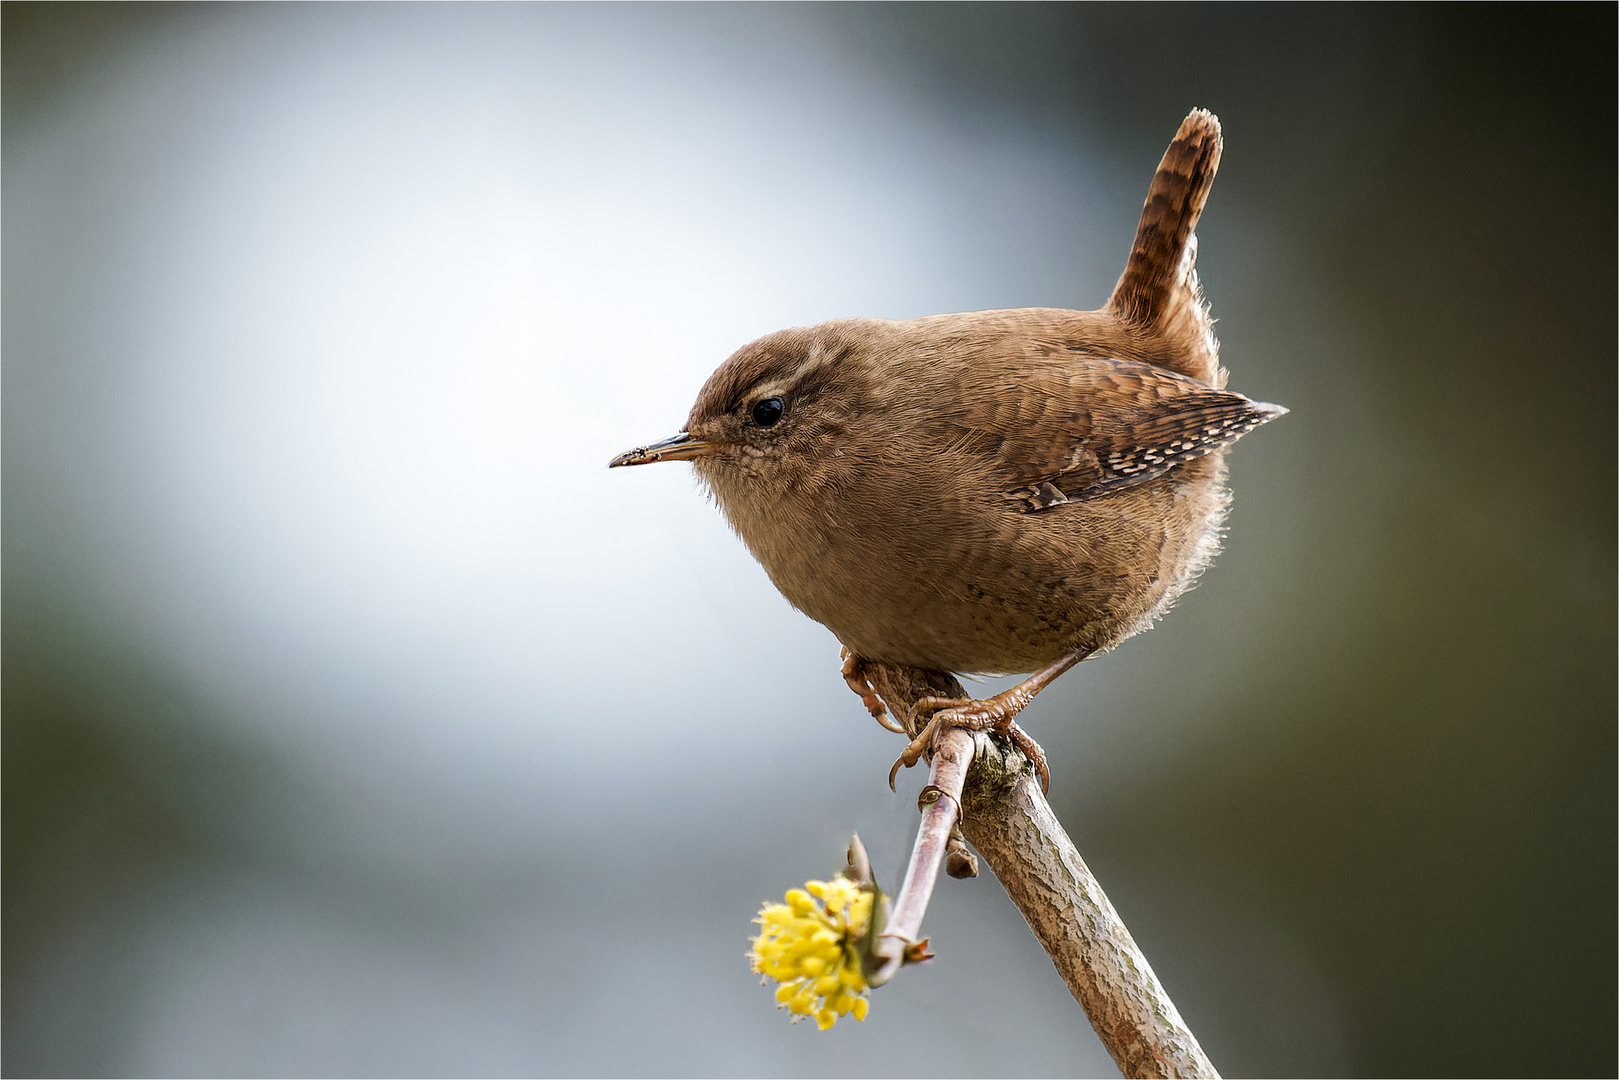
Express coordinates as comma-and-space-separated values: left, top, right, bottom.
5, 4, 1613, 1077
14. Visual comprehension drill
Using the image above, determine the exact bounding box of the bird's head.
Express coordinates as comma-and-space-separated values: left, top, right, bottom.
609, 320, 882, 497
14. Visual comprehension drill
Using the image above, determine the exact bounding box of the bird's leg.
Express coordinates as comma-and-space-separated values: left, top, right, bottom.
842, 648, 908, 733
888, 647, 1093, 793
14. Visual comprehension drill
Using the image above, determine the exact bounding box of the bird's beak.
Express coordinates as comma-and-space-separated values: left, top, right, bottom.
608, 431, 719, 468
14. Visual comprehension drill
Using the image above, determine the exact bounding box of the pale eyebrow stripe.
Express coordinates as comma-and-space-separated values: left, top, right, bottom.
746, 346, 839, 404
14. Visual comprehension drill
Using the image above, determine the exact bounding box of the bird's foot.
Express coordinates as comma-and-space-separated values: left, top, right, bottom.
841, 648, 907, 733
888, 685, 1050, 793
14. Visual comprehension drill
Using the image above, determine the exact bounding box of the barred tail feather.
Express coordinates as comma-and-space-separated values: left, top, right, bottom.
1108, 109, 1225, 386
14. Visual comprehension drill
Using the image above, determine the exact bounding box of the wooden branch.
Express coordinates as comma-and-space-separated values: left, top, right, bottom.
866, 663, 1219, 1080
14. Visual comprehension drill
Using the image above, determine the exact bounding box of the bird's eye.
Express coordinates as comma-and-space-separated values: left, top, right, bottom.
752, 397, 785, 427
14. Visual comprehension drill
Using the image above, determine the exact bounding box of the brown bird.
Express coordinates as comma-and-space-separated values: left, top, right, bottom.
611, 109, 1284, 790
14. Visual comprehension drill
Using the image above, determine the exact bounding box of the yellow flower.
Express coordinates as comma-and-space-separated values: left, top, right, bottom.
749, 877, 874, 1029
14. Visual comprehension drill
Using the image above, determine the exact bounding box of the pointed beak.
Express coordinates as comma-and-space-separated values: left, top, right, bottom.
608, 431, 719, 468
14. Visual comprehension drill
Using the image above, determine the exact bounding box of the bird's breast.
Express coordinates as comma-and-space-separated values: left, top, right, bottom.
708, 441, 1232, 675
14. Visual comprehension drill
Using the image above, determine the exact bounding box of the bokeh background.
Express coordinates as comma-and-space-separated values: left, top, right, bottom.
5, 4, 1614, 1077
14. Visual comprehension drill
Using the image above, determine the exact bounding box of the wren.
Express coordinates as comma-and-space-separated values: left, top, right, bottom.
611, 110, 1284, 789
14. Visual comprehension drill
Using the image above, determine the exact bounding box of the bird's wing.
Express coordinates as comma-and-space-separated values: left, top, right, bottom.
949, 358, 1283, 513
1106, 109, 1224, 386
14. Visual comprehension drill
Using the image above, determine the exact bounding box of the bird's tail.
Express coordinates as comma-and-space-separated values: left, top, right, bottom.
1107, 109, 1224, 385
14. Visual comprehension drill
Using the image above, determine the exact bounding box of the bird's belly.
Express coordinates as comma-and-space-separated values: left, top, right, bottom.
750, 456, 1231, 674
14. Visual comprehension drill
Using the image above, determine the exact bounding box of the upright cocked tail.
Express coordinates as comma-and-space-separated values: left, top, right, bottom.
1108, 108, 1225, 387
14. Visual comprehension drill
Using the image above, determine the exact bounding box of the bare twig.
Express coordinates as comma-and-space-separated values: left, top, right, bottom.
866, 726, 974, 986
865, 662, 1219, 1080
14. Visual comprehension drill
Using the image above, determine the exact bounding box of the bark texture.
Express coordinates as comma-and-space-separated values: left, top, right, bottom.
868, 662, 1218, 1080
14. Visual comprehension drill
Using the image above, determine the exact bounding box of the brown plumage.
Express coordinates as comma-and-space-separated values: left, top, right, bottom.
612, 110, 1284, 788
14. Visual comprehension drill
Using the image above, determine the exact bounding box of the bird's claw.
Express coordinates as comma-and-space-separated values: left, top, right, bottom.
842, 649, 907, 734
886, 690, 1051, 793
1007, 720, 1051, 794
